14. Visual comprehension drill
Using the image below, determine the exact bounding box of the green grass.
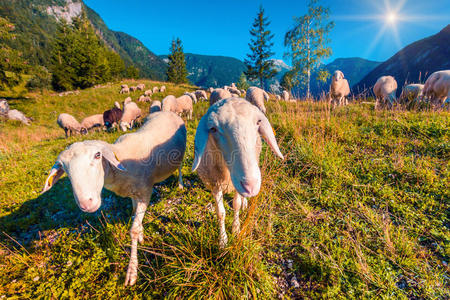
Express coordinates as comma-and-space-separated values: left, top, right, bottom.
0, 82, 449, 298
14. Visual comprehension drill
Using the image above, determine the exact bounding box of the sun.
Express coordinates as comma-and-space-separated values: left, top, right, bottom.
386, 12, 397, 24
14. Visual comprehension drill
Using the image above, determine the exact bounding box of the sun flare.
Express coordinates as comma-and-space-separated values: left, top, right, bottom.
386, 12, 397, 24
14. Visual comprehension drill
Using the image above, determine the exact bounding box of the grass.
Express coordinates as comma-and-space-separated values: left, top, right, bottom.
0, 81, 448, 298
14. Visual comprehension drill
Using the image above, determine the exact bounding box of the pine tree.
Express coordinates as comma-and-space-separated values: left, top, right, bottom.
166, 38, 188, 84
244, 5, 277, 90
236, 72, 250, 91
284, 0, 334, 98
0, 17, 27, 90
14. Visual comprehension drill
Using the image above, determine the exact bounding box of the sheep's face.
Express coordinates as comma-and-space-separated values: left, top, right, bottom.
42, 141, 126, 213
192, 98, 284, 198
333, 70, 344, 81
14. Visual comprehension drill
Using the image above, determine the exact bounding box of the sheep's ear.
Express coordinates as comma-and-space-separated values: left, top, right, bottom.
102, 146, 126, 171
258, 112, 284, 160
192, 115, 209, 172
42, 163, 65, 193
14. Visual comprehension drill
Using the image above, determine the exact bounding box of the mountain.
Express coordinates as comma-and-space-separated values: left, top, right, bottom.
160, 53, 247, 88
355, 25, 450, 93
0, 0, 167, 80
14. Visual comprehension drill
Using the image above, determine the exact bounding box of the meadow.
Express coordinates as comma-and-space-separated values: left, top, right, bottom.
0, 81, 448, 298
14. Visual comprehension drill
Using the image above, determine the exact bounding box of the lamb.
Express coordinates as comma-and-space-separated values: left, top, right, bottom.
400, 84, 424, 104
329, 70, 350, 107
0, 99, 9, 116
162, 95, 193, 120
194, 90, 208, 101
209, 88, 232, 106
7, 109, 32, 125
103, 106, 123, 130
152, 86, 159, 94
144, 90, 153, 97
373, 76, 398, 108
160, 85, 166, 93
192, 97, 284, 248
423, 70, 450, 107
120, 87, 130, 94
149, 100, 161, 114
119, 101, 142, 131
81, 114, 104, 132
282, 90, 290, 101
138, 95, 151, 103
245, 87, 268, 114
42, 111, 187, 286
57, 113, 86, 137
136, 83, 145, 91
184, 92, 198, 104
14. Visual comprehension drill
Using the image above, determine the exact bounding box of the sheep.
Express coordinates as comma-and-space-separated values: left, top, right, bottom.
57, 113, 85, 137
121, 84, 128, 89
138, 95, 151, 103
240, 89, 246, 95
103, 106, 123, 130
230, 82, 236, 88
7, 109, 32, 125
162, 95, 193, 120
144, 90, 153, 97
282, 90, 290, 101
136, 83, 145, 91
152, 86, 159, 94
207, 87, 214, 93
423, 70, 450, 107
130, 86, 137, 92
149, 100, 161, 114
119, 101, 142, 131
184, 92, 198, 104
209, 88, 232, 106
0, 99, 9, 116
328, 70, 350, 107
373, 76, 398, 109
123, 97, 132, 105
81, 114, 104, 132
160, 85, 166, 93
245, 87, 267, 114
192, 97, 284, 248
194, 90, 208, 101
120, 87, 130, 94
227, 87, 241, 96
400, 84, 424, 105
42, 111, 187, 286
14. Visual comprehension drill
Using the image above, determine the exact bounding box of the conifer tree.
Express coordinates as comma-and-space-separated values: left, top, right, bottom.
166, 38, 188, 84
244, 5, 277, 89
284, 0, 334, 98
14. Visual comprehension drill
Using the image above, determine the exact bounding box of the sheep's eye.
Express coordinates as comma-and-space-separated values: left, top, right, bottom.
94, 152, 101, 159
257, 119, 262, 125
210, 127, 217, 133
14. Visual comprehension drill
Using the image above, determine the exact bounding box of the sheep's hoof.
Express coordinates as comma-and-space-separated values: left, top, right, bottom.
178, 182, 184, 190
219, 235, 228, 249
242, 198, 248, 210
124, 265, 137, 286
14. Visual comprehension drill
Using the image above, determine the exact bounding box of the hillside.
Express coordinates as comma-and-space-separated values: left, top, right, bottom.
355, 24, 450, 93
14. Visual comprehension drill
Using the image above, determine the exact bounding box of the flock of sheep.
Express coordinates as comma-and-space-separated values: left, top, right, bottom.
0, 99, 32, 125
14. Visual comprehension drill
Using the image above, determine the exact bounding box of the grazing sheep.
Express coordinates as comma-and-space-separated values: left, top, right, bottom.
194, 90, 208, 101
192, 98, 284, 248
184, 92, 198, 104
120, 101, 142, 131
120, 87, 130, 94
130, 86, 137, 92
329, 70, 350, 107
400, 84, 424, 104
149, 100, 161, 114
57, 113, 85, 137
0, 99, 9, 116
144, 90, 153, 97
245, 87, 267, 114
282, 90, 290, 101
160, 85, 166, 93
162, 95, 193, 120
42, 111, 187, 286
373, 76, 398, 108
152, 86, 159, 94
207, 87, 214, 93
423, 70, 450, 107
138, 95, 151, 103
103, 106, 123, 130
81, 114, 104, 132
136, 83, 145, 91
121, 84, 128, 89
7, 109, 32, 125
114, 101, 121, 109
209, 88, 232, 106
228, 87, 241, 96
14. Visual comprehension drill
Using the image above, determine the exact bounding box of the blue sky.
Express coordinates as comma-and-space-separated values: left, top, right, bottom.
84, 0, 449, 64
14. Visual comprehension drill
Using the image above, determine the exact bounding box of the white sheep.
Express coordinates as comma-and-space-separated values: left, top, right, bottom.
81, 114, 104, 132
423, 70, 450, 107
152, 86, 159, 94
207, 87, 214, 93
120, 87, 130, 94
227, 87, 241, 96
43, 111, 187, 286
162, 95, 193, 119
194, 90, 208, 101
245, 87, 267, 114
0, 99, 9, 116
400, 84, 424, 104
123, 97, 132, 105
136, 83, 145, 91
183, 92, 198, 104
282, 90, 290, 101
209, 88, 232, 106
121, 84, 129, 89
130, 86, 137, 92
329, 70, 350, 107
373, 76, 398, 108
7, 109, 32, 125
192, 97, 284, 248
149, 100, 161, 114
57, 113, 85, 137
119, 101, 142, 131
160, 85, 166, 93
138, 95, 151, 103
144, 90, 153, 97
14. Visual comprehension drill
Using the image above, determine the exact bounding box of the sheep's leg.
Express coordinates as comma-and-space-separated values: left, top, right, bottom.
64, 128, 68, 138
178, 164, 184, 189
125, 198, 149, 286
241, 197, 248, 210
213, 189, 227, 248
232, 193, 242, 235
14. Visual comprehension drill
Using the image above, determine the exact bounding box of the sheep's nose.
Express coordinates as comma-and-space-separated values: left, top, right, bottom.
79, 198, 94, 211
240, 178, 260, 197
